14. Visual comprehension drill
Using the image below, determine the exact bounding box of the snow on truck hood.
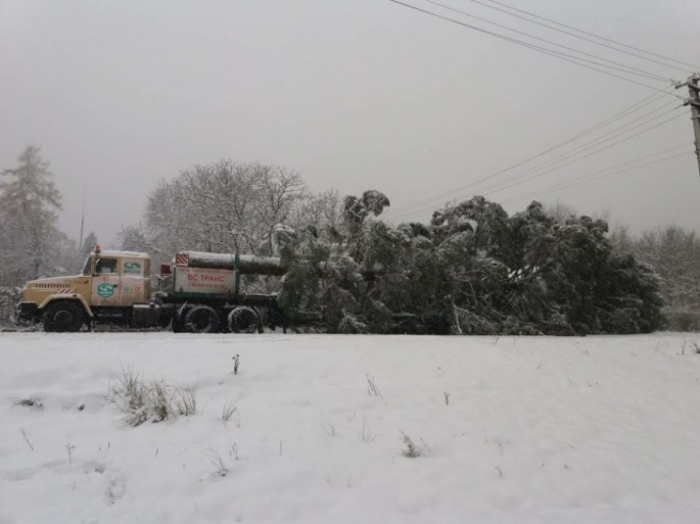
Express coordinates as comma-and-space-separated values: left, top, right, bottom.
26, 275, 90, 287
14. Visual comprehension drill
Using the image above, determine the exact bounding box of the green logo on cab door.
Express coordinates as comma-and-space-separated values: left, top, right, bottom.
123, 262, 141, 274
97, 283, 114, 298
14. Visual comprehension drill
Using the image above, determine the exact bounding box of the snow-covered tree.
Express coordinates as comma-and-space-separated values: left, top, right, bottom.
80, 232, 98, 260
278, 194, 665, 336
343, 190, 391, 240
0, 146, 63, 285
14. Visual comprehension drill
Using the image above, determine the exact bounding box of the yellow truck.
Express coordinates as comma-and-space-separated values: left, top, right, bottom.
17, 246, 286, 333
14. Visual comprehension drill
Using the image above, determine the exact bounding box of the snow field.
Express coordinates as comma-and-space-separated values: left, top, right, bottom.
1, 333, 700, 523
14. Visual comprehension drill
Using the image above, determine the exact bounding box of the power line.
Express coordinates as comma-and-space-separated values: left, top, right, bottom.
420, 0, 672, 81
558, 89, 673, 141
396, 110, 686, 218
510, 42, 672, 89
473, 100, 682, 191
383, 0, 694, 222
453, 0, 696, 74
386, 110, 686, 221
500, 149, 693, 206
481, 0, 700, 71
384, 96, 680, 220
486, 134, 689, 199
386, 0, 681, 93
502, 152, 692, 206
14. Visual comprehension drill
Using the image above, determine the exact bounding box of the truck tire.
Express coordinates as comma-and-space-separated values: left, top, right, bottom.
184, 305, 221, 333
42, 301, 85, 333
228, 306, 260, 334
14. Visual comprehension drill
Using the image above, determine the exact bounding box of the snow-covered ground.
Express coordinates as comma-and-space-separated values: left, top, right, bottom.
1, 332, 700, 524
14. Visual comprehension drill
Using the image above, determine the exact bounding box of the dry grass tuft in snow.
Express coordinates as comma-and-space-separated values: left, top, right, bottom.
65, 443, 75, 465
207, 444, 239, 477
365, 372, 382, 397
106, 366, 197, 426
221, 399, 239, 427
207, 447, 230, 477
171, 383, 197, 417
222, 388, 248, 427
401, 432, 421, 458
19, 427, 34, 451
360, 423, 375, 443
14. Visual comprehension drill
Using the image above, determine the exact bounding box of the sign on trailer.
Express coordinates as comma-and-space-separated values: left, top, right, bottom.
174, 267, 236, 295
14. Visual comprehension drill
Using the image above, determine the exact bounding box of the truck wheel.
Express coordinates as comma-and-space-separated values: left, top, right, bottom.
42, 302, 85, 333
228, 307, 260, 334
184, 305, 220, 333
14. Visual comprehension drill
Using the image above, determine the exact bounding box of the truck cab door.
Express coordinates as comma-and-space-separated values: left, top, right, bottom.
91, 257, 122, 307
120, 257, 147, 306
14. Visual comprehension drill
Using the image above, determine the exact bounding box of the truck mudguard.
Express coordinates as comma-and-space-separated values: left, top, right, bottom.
38, 294, 94, 318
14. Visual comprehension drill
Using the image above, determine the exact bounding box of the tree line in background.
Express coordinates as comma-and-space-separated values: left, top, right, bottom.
1, 148, 698, 333
610, 226, 700, 331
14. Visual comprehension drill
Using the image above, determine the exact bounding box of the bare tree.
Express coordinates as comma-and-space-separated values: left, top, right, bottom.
289, 188, 344, 248
138, 161, 309, 260
545, 201, 577, 223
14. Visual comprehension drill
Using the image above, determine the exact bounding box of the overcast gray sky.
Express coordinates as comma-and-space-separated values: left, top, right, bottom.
1, 0, 699, 245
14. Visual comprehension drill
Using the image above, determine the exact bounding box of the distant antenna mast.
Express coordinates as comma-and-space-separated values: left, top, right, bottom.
78, 186, 87, 248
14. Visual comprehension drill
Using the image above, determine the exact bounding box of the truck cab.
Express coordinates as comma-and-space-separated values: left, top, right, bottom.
18, 246, 151, 332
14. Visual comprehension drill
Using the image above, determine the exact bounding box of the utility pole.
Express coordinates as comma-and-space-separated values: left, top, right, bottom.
677, 74, 700, 177
78, 186, 87, 249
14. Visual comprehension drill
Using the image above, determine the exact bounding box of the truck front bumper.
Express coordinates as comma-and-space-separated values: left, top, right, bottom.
17, 301, 39, 323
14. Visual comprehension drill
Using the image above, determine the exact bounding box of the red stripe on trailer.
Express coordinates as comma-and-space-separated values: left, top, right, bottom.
58, 288, 72, 294
175, 253, 189, 267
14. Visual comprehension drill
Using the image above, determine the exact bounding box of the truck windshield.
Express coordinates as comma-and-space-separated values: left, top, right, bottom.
82, 257, 92, 276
